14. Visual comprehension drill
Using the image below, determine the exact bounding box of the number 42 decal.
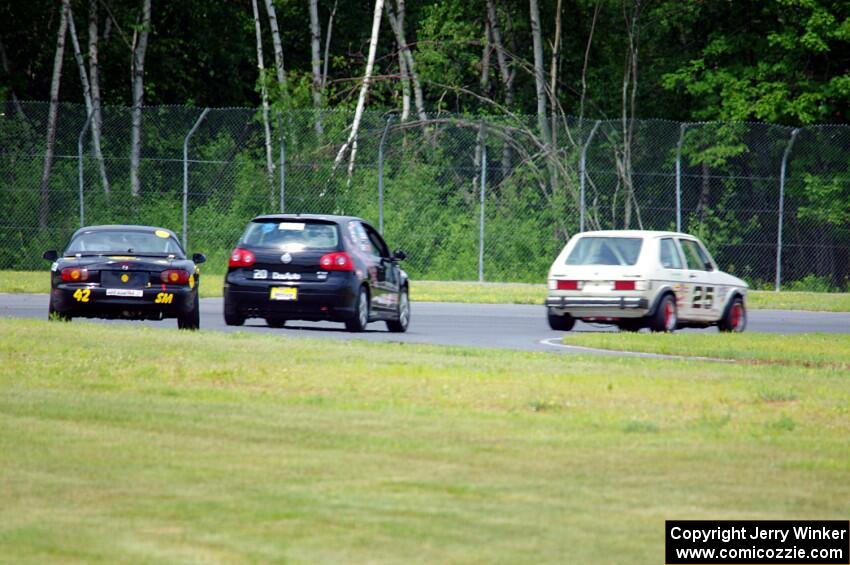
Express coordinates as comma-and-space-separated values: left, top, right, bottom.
691, 286, 714, 309
72, 288, 91, 302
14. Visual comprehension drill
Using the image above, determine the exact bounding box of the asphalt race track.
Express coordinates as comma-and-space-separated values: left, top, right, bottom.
2, 293, 849, 354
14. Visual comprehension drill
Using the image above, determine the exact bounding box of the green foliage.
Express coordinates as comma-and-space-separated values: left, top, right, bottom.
661, 0, 850, 124
799, 173, 850, 227
784, 274, 846, 293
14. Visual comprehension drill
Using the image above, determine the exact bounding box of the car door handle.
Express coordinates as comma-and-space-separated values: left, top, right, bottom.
688, 273, 698, 278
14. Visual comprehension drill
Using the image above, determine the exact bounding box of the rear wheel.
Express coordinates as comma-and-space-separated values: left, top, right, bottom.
386, 286, 410, 333
649, 294, 677, 333
223, 298, 245, 326
718, 296, 747, 332
266, 317, 287, 328
178, 293, 200, 330
345, 286, 370, 332
547, 308, 575, 331
48, 299, 70, 322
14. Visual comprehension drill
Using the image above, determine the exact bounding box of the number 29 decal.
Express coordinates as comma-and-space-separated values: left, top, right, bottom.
691, 285, 714, 309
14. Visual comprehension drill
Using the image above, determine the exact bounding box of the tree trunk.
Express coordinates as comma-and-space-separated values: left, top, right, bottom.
548, 0, 562, 151
486, 0, 514, 181
321, 0, 338, 93
480, 20, 491, 96
252, 0, 275, 201
88, 0, 110, 196
397, 40, 411, 121
697, 161, 710, 222
471, 123, 484, 206
67, 10, 92, 111
39, 0, 71, 229
333, 0, 384, 179
528, 0, 550, 147
548, 0, 562, 192
386, 0, 426, 123
69, 6, 110, 198
621, 0, 641, 229
129, 0, 151, 198
307, 0, 324, 134
263, 0, 287, 90
386, 0, 410, 120
579, 1, 601, 122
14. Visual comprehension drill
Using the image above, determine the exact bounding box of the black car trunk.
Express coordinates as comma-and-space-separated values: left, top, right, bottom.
245, 249, 332, 283
64, 256, 177, 286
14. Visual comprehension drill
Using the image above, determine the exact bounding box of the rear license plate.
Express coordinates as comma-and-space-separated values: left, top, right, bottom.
270, 287, 298, 301
105, 288, 143, 298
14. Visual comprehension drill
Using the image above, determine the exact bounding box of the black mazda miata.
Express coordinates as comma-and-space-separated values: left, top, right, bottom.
44, 225, 205, 329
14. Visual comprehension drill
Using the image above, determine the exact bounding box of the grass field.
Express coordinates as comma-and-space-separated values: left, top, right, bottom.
564, 332, 850, 369
3, 271, 850, 311
1, 319, 848, 563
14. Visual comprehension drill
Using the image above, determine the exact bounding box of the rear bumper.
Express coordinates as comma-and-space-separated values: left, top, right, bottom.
51, 283, 195, 319
224, 274, 358, 321
545, 295, 650, 320
545, 296, 649, 310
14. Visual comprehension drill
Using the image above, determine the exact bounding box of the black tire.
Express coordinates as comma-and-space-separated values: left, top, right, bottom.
48, 299, 71, 322
618, 319, 643, 332
718, 296, 747, 332
547, 308, 575, 331
345, 286, 370, 332
223, 298, 245, 326
178, 293, 200, 330
386, 286, 410, 333
266, 317, 287, 328
648, 293, 677, 333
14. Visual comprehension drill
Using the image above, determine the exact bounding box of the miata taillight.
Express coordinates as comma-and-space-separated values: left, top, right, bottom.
61, 267, 89, 282
160, 269, 190, 285
229, 248, 255, 268
556, 280, 579, 291
614, 280, 636, 291
319, 251, 354, 271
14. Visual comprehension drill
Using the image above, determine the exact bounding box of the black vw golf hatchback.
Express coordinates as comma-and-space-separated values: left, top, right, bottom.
223, 214, 410, 332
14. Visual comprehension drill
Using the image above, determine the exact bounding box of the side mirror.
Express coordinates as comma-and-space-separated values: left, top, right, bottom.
192, 252, 207, 265
43, 250, 58, 261
392, 249, 407, 261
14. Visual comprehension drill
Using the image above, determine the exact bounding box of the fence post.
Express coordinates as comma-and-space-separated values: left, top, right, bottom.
675, 123, 689, 232
478, 130, 487, 282
775, 128, 799, 292
579, 120, 601, 232
182, 108, 210, 249
377, 114, 394, 234
77, 111, 94, 227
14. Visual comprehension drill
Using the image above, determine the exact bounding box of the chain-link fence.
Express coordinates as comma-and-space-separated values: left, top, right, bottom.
2, 101, 849, 289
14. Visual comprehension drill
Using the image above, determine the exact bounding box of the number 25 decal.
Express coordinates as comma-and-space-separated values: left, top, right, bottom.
72, 288, 91, 302
691, 286, 714, 309
155, 292, 174, 304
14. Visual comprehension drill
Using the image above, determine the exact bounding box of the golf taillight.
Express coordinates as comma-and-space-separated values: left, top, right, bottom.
319, 251, 354, 271
160, 269, 190, 285
556, 279, 579, 291
229, 248, 255, 268
614, 280, 636, 291
60, 267, 89, 282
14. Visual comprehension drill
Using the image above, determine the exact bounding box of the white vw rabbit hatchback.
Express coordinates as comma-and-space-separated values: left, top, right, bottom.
545, 230, 748, 333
